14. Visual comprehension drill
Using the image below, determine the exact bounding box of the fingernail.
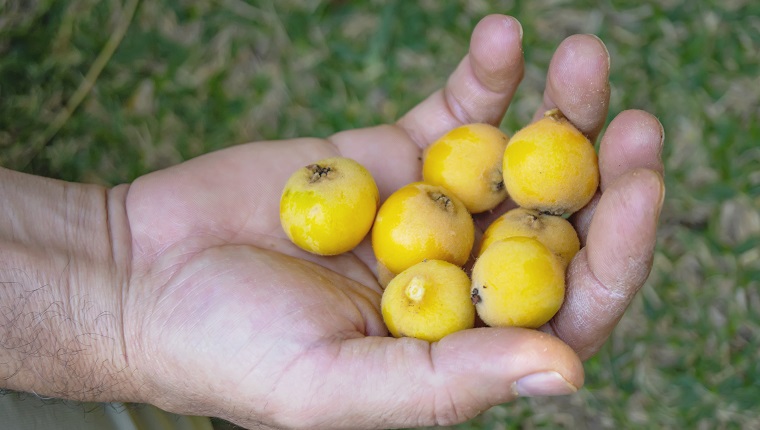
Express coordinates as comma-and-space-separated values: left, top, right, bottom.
656, 174, 666, 219
504, 16, 523, 43
587, 34, 610, 73
512, 371, 578, 398
515, 19, 524, 42
655, 115, 665, 158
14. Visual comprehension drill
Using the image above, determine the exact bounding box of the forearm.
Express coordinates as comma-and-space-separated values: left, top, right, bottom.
0, 167, 138, 402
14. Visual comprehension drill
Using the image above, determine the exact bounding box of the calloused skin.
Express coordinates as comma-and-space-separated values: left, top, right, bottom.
116, 15, 665, 430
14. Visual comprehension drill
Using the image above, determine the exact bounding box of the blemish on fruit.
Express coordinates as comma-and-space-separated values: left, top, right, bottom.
307, 164, 332, 183
489, 168, 505, 192
281, 157, 379, 255
471, 288, 482, 305
429, 191, 454, 212
540, 208, 565, 216
544, 108, 563, 121
422, 123, 509, 213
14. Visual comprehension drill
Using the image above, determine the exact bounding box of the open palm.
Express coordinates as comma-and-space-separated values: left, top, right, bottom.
119, 15, 664, 430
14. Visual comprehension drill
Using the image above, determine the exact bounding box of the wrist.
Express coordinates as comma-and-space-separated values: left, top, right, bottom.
0, 169, 140, 403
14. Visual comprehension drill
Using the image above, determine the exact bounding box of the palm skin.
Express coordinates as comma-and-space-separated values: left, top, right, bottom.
117, 15, 664, 430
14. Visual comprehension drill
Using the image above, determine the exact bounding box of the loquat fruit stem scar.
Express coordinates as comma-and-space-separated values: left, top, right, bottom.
543, 108, 565, 121
539, 208, 566, 216
428, 191, 454, 212
307, 164, 332, 183
405, 276, 427, 302
490, 168, 505, 192
525, 212, 539, 226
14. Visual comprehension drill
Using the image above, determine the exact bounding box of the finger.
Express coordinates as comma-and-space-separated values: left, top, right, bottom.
532, 34, 610, 141
275, 329, 582, 429
330, 124, 423, 200
598, 109, 665, 191
546, 168, 665, 360
397, 14, 524, 147
571, 109, 665, 243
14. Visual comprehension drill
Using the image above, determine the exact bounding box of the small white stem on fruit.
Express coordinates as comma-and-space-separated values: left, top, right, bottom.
405, 276, 427, 302
543, 108, 565, 122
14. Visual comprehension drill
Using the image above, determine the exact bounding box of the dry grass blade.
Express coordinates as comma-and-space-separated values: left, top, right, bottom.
19, 0, 141, 169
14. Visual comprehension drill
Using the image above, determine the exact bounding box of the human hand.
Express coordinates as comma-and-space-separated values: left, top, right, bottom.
119, 14, 665, 429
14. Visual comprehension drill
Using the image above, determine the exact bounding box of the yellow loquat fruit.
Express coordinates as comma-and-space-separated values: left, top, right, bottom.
503, 109, 599, 215
280, 157, 379, 255
422, 123, 510, 213
372, 182, 474, 275
381, 259, 475, 342
479, 207, 580, 268
471, 236, 565, 329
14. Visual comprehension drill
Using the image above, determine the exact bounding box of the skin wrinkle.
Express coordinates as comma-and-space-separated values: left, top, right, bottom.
392, 339, 436, 426
460, 76, 492, 120
107, 185, 134, 274
339, 286, 384, 336
471, 37, 523, 92
442, 82, 476, 131
235, 335, 307, 402
444, 56, 514, 128
555, 250, 635, 358
112, 186, 134, 371
130, 257, 236, 391
292, 251, 382, 325
265, 343, 348, 429
316, 341, 376, 428
394, 121, 429, 152
299, 343, 364, 429
433, 378, 465, 427
148, 251, 217, 318
256, 242, 381, 311
589, 171, 660, 292
427, 338, 488, 425
252, 260, 368, 340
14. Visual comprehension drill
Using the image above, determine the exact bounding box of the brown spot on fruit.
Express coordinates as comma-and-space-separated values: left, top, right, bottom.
307, 164, 333, 183
428, 191, 454, 212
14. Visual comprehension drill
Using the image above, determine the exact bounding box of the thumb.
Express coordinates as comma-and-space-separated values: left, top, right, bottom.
299, 328, 583, 429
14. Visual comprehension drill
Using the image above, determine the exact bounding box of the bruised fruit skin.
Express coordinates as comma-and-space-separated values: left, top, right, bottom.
372, 182, 474, 275
422, 123, 510, 213
381, 259, 475, 342
280, 157, 379, 255
503, 109, 600, 215
471, 237, 565, 329
479, 207, 580, 267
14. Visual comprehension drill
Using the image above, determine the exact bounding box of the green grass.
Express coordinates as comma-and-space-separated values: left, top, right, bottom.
2, 0, 759, 429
